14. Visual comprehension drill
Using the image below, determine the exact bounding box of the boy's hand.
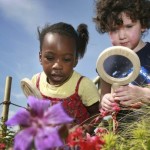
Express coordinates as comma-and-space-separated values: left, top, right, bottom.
113, 85, 146, 106
100, 93, 116, 112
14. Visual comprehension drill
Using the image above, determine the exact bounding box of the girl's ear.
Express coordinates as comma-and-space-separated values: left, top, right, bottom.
39, 51, 42, 64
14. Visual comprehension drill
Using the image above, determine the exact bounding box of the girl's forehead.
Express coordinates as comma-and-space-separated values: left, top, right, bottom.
44, 32, 75, 42
45, 33, 55, 43
43, 33, 76, 53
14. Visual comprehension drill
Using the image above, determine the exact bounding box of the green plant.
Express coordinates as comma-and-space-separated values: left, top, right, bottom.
0, 122, 16, 149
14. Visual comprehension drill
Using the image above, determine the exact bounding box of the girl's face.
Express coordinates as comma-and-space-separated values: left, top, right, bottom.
108, 13, 145, 52
39, 33, 77, 86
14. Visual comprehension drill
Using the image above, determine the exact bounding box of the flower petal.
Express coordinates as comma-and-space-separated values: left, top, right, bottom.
44, 103, 73, 125
27, 96, 51, 117
35, 127, 63, 150
5, 109, 31, 126
14, 127, 36, 150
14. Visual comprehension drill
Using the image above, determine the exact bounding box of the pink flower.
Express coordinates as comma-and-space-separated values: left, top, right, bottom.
6, 96, 73, 150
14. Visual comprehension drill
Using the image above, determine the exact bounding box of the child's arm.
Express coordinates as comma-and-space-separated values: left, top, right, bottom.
86, 101, 99, 116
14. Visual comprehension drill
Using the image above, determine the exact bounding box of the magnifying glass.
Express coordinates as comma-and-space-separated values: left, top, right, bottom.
96, 46, 141, 131
96, 46, 141, 92
21, 78, 42, 99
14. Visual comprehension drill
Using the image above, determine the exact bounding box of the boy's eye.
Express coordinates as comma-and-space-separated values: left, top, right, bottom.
126, 25, 133, 28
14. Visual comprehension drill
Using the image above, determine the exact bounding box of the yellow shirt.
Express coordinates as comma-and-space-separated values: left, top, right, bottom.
31, 71, 99, 106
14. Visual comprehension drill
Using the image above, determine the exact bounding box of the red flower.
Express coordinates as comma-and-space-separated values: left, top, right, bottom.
112, 103, 121, 112
100, 108, 109, 117
0, 143, 6, 149
80, 133, 105, 150
100, 102, 121, 118
66, 127, 84, 147
95, 127, 108, 137
66, 127, 105, 150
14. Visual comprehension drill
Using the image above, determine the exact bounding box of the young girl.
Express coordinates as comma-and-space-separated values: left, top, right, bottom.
93, 0, 150, 127
30, 22, 100, 125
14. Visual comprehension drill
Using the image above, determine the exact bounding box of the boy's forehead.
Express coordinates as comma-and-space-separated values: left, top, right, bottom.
110, 12, 133, 27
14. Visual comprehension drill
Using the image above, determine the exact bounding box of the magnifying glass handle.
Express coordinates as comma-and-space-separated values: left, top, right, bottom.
111, 83, 120, 94
111, 83, 120, 132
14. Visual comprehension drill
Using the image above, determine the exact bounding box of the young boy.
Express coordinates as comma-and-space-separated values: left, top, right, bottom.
93, 0, 150, 130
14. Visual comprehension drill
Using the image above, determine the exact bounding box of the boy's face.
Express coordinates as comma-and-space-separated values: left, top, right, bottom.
108, 12, 145, 52
39, 33, 77, 86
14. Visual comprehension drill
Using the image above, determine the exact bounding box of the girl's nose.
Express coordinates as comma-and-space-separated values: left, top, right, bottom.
52, 60, 63, 69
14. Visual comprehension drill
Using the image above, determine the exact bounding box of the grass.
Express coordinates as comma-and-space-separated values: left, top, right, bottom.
0, 105, 150, 150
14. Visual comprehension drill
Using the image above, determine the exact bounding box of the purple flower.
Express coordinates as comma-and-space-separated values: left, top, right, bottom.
6, 96, 73, 150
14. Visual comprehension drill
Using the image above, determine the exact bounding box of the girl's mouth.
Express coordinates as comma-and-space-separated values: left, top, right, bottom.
51, 74, 64, 81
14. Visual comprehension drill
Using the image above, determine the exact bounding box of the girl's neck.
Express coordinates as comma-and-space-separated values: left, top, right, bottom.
133, 40, 146, 52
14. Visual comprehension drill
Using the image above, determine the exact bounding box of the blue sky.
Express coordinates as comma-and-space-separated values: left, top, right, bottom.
0, 0, 150, 118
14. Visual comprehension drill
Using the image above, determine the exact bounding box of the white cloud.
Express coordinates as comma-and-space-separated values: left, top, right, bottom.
11, 92, 25, 100
0, 0, 49, 33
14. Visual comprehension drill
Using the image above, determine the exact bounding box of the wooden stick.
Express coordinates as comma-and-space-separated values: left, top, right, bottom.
1, 76, 12, 136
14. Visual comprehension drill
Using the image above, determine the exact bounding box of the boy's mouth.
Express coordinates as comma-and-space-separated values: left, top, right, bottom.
120, 42, 128, 46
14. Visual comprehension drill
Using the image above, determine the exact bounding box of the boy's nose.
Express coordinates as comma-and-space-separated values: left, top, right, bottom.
118, 29, 126, 40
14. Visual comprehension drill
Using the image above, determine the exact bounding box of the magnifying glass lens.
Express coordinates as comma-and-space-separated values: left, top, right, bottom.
104, 55, 133, 78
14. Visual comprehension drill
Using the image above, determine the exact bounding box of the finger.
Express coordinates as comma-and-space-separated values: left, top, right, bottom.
120, 99, 133, 106
101, 102, 113, 111
115, 86, 127, 92
114, 95, 130, 101
120, 101, 131, 106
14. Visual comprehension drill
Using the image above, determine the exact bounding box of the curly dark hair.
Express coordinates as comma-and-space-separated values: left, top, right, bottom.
37, 22, 89, 59
93, 0, 150, 33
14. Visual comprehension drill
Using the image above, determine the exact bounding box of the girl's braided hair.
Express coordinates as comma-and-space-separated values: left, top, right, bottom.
38, 22, 89, 59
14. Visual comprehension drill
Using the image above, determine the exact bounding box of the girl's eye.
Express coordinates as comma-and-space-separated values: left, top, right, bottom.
46, 56, 54, 61
63, 58, 72, 62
